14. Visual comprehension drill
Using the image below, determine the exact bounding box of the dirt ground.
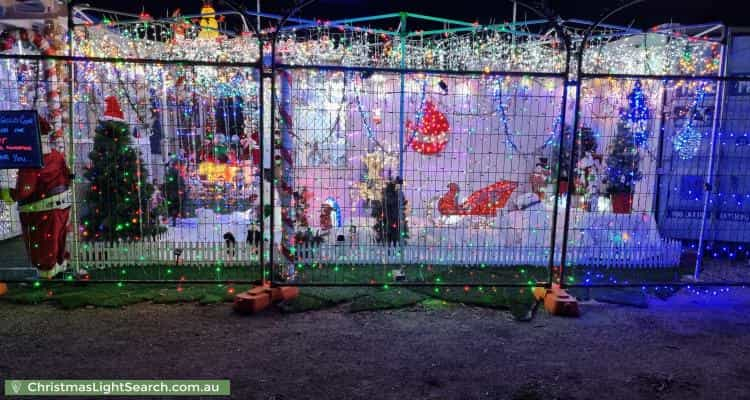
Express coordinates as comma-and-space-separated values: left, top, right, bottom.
2, 288, 750, 400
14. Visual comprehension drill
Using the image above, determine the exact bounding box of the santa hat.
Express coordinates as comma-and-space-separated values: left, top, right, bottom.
102, 96, 125, 122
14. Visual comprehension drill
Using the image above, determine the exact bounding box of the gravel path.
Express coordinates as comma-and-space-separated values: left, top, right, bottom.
2, 289, 750, 400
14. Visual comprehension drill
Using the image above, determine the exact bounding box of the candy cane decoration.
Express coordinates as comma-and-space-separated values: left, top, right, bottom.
276, 70, 296, 279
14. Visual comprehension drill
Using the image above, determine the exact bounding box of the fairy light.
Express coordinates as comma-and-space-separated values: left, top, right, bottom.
673, 83, 707, 160
493, 76, 560, 155
620, 80, 651, 147
70, 20, 720, 77
0, 15, 732, 289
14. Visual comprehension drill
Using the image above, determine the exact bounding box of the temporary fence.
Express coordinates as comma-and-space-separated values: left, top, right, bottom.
0, 8, 746, 289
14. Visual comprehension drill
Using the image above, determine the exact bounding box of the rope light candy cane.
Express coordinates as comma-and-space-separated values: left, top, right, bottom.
276, 69, 297, 279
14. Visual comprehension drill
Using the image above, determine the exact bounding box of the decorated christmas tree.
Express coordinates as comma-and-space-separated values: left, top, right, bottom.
164, 155, 188, 224
607, 81, 646, 202
82, 96, 165, 241
606, 122, 642, 206
372, 178, 408, 245
548, 125, 597, 185
548, 124, 573, 183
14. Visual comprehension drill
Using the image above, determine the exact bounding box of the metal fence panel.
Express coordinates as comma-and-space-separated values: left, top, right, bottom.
69, 61, 263, 282
270, 65, 566, 286
697, 77, 750, 283
1, 24, 748, 289
564, 76, 716, 287
0, 56, 261, 282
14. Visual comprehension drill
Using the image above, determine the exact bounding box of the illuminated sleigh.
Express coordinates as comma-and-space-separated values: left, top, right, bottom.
437, 181, 518, 217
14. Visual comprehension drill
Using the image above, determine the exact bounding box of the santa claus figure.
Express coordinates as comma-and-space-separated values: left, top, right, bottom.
11, 118, 72, 279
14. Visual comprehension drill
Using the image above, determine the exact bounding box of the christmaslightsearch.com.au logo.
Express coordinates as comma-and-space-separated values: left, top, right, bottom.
4, 380, 230, 396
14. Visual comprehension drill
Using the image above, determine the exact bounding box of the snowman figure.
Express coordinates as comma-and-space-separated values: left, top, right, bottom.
585, 154, 606, 212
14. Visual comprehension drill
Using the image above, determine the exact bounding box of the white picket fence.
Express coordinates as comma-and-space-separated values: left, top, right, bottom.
75, 240, 260, 268
73, 237, 681, 269
564, 239, 682, 268
295, 238, 683, 268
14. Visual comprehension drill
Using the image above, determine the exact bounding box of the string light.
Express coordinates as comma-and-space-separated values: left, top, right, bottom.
620, 80, 651, 147
0, 14, 732, 287
71, 21, 720, 77
493, 76, 560, 155
673, 83, 706, 160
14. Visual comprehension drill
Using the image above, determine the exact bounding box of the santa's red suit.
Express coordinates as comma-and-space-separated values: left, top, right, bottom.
11, 120, 72, 279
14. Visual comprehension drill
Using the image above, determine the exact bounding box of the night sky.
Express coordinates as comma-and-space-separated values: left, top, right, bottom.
84, 0, 747, 31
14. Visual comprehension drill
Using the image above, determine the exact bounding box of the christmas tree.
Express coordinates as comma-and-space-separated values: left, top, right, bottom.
164, 156, 188, 224
548, 124, 573, 182
548, 125, 597, 183
577, 126, 598, 156
82, 96, 165, 241
372, 178, 408, 245
606, 122, 642, 194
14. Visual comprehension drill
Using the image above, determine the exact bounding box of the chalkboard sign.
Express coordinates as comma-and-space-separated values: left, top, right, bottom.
0, 110, 43, 169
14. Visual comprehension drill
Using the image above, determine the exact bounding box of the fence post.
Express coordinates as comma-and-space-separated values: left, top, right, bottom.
696, 32, 729, 280
65, 1, 83, 277
397, 12, 408, 271
256, 42, 266, 283
276, 69, 296, 280
547, 52, 573, 287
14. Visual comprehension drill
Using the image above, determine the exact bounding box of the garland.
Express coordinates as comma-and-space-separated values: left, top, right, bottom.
352, 72, 389, 152
405, 78, 429, 149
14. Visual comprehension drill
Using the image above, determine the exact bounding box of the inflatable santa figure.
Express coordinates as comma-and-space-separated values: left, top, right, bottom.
11, 118, 72, 279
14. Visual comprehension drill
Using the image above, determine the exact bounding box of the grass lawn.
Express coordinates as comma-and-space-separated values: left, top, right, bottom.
0, 280, 540, 320
0, 282, 244, 309
0, 262, 684, 320
293, 263, 682, 286
70, 255, 682, 287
